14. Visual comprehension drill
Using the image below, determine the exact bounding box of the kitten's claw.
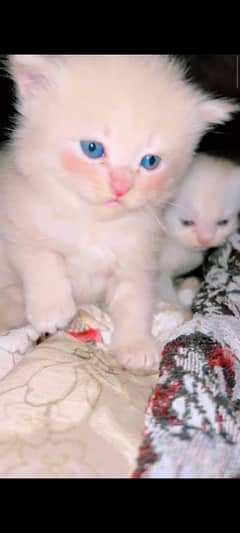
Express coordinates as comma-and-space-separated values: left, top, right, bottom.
26, 296, 77, 335
0, 326, 39, 354
111, 334, 160, 372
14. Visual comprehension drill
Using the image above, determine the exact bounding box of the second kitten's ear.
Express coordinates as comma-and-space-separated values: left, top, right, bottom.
200, 96, 240, 129
9, 55, 63, 105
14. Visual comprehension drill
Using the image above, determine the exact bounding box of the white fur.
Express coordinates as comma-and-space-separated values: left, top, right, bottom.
158, 154, 240, 307
0, 55, 237, 370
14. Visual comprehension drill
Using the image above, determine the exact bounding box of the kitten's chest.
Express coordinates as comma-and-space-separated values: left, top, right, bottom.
66, 239, 116, 274
160, 240, 203, 275
49, 212, 143, 272
47, 212, 114, 261
64, 230, 118, 304
45, 209, 153, 303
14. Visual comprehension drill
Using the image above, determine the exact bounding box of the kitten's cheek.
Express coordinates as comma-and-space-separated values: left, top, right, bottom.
144, 170, 168, 192
62, 148, 86, 175
62, 149, 107, 191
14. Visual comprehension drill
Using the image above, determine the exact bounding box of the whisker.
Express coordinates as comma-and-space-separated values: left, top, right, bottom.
146, 205, 167, 233
157, 199, 185, 210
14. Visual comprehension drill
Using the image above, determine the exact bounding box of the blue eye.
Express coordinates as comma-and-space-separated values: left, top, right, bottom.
80, 140, 105, 159
140, 154, 161, 171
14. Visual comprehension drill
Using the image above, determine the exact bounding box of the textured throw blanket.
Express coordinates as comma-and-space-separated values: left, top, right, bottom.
133, 231, 240, 478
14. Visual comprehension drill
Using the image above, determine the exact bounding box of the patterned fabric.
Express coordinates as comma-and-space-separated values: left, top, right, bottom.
133, 231, 240, 478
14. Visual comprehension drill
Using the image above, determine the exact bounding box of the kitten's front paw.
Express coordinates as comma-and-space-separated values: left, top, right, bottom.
177, 276, 200, 309
111, 334, 160, 372
26, 294, 77, 335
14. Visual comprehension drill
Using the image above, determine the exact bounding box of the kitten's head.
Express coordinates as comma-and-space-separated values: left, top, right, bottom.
164, 154, 240, 250
8, 55, 239, 218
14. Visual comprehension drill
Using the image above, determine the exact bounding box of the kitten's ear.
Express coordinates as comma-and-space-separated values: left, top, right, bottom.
9, 55, 63, 103
200, 96, 240, 129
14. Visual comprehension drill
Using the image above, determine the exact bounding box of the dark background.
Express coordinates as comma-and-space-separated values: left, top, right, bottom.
0, 55, 240, 161
178, 55, 240, 162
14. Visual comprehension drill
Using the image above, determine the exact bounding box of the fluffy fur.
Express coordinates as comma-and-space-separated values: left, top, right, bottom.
158, 153, 240, 308
0, 55, 237, 370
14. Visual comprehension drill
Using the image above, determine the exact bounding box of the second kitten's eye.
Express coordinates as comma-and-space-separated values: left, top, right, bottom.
80, 141, 105, 159
180, 220, 195, 227
140, 154, 161, 171
217, 219, 229, 226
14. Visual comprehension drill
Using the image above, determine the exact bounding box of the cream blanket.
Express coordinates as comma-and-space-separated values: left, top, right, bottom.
0, 304, 185, 477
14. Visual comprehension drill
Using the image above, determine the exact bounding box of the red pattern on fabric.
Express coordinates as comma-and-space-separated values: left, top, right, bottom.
216, 412, 224, 433
67, 328, 102, 343
208, 345, 236, 395
167, 415, 184, 426
208, 346, 234, 372
161, 339, 183, 371
162, 339, 183, 359
131, 433, 158, 478
150, 381, 182, 416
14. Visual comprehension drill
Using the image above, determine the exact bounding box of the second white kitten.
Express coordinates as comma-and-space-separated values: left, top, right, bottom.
158, 154, 240, 308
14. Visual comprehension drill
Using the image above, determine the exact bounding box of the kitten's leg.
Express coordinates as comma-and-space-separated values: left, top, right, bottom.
157, 273, 193, 320
0, 286, 26, 333
7, 247, 77, 334
177, 276, 200, 308
157, 273, 181, 307
107, 276, 160, 371
0, 249, 26, 331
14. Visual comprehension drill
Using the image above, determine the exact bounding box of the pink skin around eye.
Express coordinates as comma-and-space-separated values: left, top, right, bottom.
62, 147, 96, 177
62, 147, 133, 203
62, 146, 168, 206
143, 168, 168, 192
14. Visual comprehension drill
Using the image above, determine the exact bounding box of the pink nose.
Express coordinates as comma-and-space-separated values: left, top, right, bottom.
196, 232, 212, 246
110, 166, 133, 197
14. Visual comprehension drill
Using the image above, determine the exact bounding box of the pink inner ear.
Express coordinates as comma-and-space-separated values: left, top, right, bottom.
15, 65, 45, 98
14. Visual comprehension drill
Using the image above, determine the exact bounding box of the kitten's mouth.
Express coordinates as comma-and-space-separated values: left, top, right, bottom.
106, 198, 122, 206
183, 242, 209, 252
194, 244, 212, 251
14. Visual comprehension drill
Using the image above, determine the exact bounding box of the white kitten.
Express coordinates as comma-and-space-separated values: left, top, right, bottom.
158, 153, 240, 308
0, 55, 237, 370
